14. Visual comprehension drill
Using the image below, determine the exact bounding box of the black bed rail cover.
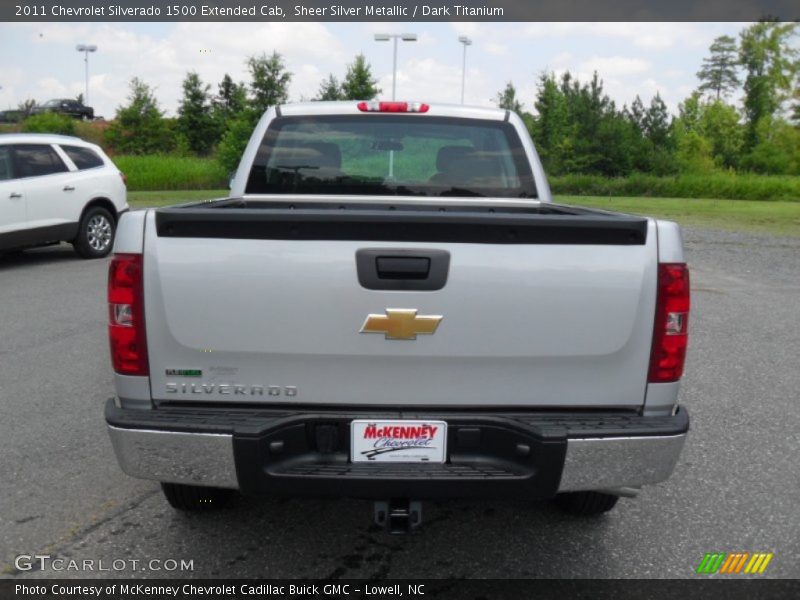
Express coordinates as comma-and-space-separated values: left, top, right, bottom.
154, 200, 648, 245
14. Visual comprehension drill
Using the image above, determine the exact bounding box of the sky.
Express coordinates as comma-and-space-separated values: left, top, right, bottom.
0, 22, 751, 119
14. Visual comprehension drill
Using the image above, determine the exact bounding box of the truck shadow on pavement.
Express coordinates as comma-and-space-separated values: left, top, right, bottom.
142, 495, 620, 579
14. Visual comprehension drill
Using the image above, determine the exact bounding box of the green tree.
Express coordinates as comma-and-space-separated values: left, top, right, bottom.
699, 100, 744, 169
672, 93, 726, 174
17, 98, 36, 118
22, 113, 75, 135
247, 51, 291, 115
214, 63, 276, 175
532, 71, 640, 176
674, 130, 715, 173
741, 116, 800, 174
177, 71, 217, 155
557, 72, 630, 175
675, 92, 703, 133
643, 93, 671, 146
626, 93, 676, 175
341, 54, 380, 100
739, 21, 799, 146
697, 35, 741, 100
214, 74, 248, 120
316, 74, 344, 101
791, 86, 800, 124
496, 81, 523, 113
216, 117, 255, 173
626, 95, 646, 133
211, 74, 249, 160
104, 78, 174, 154
532, 73, 571, 174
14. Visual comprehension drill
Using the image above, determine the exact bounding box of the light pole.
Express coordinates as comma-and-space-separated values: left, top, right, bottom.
373, 33, 417, 100
458, 36, 472, 105
75, 44, 97, 105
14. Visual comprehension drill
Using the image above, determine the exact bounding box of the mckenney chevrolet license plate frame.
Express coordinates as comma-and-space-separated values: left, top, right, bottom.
351, 419, 448, 463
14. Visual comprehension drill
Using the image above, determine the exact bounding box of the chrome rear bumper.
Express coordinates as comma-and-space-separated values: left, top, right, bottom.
108, 427, 239, 489
107, 403, 688, 497
558, 434, 686, 492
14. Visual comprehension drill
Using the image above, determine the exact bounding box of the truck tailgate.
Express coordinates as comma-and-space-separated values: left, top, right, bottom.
142, 202, 657, 409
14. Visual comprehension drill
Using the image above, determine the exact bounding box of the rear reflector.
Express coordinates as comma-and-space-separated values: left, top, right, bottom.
357, 101, 429, 113
648, 263, 690, 383
108, 253, 148, 376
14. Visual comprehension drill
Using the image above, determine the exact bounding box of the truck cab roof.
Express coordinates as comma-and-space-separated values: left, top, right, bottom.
278, 101, 509, 121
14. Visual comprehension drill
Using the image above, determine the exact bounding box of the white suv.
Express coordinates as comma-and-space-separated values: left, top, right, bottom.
0, 134, 128, 258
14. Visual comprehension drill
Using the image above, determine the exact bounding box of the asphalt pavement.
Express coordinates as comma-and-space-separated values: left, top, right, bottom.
1, 228, 799, 579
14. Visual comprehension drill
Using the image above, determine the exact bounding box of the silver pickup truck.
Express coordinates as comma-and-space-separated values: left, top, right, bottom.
105, 101, 690, 531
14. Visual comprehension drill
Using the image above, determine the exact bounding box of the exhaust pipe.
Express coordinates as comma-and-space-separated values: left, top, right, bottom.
599, 487, 640, 498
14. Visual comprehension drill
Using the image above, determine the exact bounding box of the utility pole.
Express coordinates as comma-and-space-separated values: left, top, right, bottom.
75, 44, 97, 104
374, 33, 417, 100
458, 36, 472, 104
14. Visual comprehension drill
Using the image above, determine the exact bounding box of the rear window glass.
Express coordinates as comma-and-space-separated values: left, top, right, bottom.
246, 115, 537, 198
13, 144, 68, 178
61, 145, 104, 170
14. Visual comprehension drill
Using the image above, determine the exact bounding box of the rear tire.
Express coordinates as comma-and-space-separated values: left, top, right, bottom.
160, 482, 235, 511
554, 491, 619, 516
73, 206, 115, 259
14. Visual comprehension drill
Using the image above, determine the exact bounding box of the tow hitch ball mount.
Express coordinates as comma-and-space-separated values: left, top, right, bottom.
374, 499, 422, 534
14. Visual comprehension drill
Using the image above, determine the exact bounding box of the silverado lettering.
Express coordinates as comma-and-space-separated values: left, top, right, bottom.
164, 383, 297, 396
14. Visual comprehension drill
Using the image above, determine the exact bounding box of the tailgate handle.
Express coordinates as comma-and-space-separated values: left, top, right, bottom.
376, 257, 430, 280
356, 249, 450, 291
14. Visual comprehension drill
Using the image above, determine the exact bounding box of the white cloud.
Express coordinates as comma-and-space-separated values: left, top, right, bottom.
389, 57, 491, 106
0, 67, 26, 109
580, 56, 651, 77
0, 67, 24, 88
521, 22, 714, 51
35, 77, 73, 97
450, 22, 481, 37
415, 32, 438, 48
484, 42, 510, 57
551, 52, 573, 68
27, 23, 92, 44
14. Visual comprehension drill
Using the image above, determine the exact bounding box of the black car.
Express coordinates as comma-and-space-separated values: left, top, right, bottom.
31, 99, 94, 120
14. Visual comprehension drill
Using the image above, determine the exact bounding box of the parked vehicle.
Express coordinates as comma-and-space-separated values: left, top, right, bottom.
0, 134, 127, 257
0, 109, 24, 124
31, 98, 94, 121
105, 101, 690, 529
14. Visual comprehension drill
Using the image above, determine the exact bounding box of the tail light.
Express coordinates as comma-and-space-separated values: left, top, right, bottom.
357, 101, 429, 113
119, 171, 127, 186
648, 263, 690, 383
108, 254, 148, 376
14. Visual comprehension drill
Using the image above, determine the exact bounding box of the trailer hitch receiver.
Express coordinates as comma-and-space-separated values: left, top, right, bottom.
374, 499, 422, 534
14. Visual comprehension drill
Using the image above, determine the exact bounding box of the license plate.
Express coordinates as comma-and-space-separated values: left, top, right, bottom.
351, 419, 447, 463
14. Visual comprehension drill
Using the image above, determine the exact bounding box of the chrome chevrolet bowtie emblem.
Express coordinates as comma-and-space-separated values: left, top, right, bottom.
360, 309, 443, 340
